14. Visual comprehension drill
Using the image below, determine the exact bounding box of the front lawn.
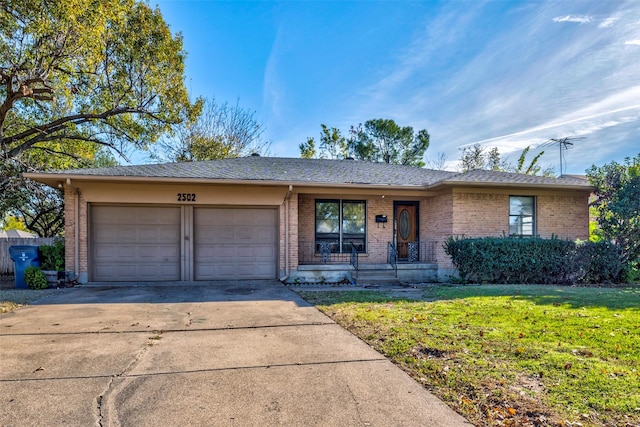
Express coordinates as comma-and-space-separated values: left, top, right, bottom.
299, 285, 640, 427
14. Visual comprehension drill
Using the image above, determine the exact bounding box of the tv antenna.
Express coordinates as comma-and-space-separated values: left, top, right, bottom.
539, 136, 585, 176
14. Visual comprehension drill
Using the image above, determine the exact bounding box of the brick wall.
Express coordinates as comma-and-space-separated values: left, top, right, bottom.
298, 195, 314, 251
366, 197, 395, 263
79, 192, 88, 277
423, 190, 454, 267
63, 187, 89, 281
448, 189, 589, 240
297, 194, 398, 264
537, 194, 589, 240
63, 187, 76, 273
452, 191, 509, 236
279, 192, 299, 275
421, 188, 590, 273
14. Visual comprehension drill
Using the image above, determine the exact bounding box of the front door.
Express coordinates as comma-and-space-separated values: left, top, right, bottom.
395, 203, 418, 260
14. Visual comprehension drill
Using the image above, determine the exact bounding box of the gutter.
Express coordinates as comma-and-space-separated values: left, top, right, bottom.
279, 184, 293, 282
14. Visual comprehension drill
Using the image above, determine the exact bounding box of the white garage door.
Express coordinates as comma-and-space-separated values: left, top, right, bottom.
91, 206, 181, 281
194, 208, 277, 280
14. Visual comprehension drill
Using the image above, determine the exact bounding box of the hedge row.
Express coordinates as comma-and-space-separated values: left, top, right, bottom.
443, 237, 623, 284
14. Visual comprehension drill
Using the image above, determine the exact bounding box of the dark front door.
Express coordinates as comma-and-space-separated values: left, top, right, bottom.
395, 203, 417, 260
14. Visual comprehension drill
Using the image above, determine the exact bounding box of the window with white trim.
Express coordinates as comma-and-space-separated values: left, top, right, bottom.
509, 196, 535, 236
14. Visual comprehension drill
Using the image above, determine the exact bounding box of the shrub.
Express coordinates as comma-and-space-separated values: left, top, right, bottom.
24, 266, 48, 290
575, 240, 623, 284
621, 260, 640, 284
444, 236, 624, 285
39, 239, 65, 271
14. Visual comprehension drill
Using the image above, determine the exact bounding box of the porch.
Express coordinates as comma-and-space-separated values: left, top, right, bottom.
287, 240, 439, 284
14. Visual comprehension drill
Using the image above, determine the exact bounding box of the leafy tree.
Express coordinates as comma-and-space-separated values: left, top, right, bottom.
0, 214, 27, 231
299, 138, 317, 159
513, 146, 546, 175
1, 0, 197, 234
347, 119, 430, 166
486, 147, 505, 171
299, 124, 348, 160
152, 98, 269, 162
587, 154, 640, 268
1, 149, 117, 237
10, 181, 64, 237
458, 143, 486, 172
458, 144, 554, 176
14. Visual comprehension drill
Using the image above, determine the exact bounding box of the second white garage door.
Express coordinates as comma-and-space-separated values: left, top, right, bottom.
194, 207, 278, 280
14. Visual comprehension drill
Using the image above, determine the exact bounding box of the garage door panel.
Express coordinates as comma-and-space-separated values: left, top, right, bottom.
194, 208, 277, 280
92, 206, 180, 282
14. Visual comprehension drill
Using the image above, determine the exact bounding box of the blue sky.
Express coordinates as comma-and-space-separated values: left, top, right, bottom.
152, 0, 640, 175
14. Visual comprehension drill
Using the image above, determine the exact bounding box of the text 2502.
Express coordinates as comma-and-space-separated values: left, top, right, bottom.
177, 193, 196, 202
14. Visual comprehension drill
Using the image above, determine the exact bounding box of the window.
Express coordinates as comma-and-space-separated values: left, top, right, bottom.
509, 196, 535, 236
315, 200, 366, 253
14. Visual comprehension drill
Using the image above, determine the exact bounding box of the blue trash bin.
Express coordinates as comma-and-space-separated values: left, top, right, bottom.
9, 245, 40, 289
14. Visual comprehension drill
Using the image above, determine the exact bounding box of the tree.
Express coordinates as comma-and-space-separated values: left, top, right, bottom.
152, 98, 270, 162
1, 0, 197, 234
0, 214, 27, 231
1, 0, 196, 167
9, 181, 64, 237
513, 146, 545, 175
347, 119, 430, 166
425, 152, 448, 170
486, 147, 505, 171
458, 143, 486, 172
458, 144, 554, 176
1, 148, 117, 237
587, 154, 640, 268
299, 138, 317, 159
299, 124, 348, 160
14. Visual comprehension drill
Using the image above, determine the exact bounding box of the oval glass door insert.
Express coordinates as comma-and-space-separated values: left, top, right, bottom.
399, 209, 410, 240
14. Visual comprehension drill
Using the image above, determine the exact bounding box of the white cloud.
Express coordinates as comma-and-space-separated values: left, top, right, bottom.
625, 39, 640, 45
598, 17, 618, 28
553, 15, 593, 24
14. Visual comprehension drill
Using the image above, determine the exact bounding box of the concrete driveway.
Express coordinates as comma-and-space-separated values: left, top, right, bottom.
0, 281, 472, 426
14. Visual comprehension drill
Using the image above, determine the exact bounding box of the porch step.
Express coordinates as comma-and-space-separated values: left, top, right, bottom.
354, 265, 400, 285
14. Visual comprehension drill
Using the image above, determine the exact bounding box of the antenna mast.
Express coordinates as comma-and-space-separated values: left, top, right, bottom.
541, 136, 585, 175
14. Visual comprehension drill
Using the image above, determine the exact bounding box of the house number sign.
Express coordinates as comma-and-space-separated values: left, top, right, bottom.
177, 193, 196, 202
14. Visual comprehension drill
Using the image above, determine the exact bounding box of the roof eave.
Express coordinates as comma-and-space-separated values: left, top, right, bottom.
23, 172, 431, 191
427, 181, 594, 192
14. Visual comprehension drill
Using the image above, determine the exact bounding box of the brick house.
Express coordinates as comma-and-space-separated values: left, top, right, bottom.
25, 156, 592, 284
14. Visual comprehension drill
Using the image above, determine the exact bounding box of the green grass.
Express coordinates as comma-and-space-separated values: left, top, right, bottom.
299, 285, 640, 427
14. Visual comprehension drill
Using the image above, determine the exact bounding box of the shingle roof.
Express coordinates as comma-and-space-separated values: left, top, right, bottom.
47, 156, 458, 186
430, 168, 592, 188
27, 156, 593, 189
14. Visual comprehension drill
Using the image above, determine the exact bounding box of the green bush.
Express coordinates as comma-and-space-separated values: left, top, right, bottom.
575, 240, 623, 284
443, 236, 624, 285
621, 260, 640, 284
39, 239, 65, 271
24, 266, 48, 290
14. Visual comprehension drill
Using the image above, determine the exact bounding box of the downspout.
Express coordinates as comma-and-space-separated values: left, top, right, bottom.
279, 185, 293, 282
66, 178, 79, 279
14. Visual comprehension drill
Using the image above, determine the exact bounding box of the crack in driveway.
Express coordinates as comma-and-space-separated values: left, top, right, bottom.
95, 331, 161, 427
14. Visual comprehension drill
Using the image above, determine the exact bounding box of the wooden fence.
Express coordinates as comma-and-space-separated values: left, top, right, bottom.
0, 238, 61, 275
